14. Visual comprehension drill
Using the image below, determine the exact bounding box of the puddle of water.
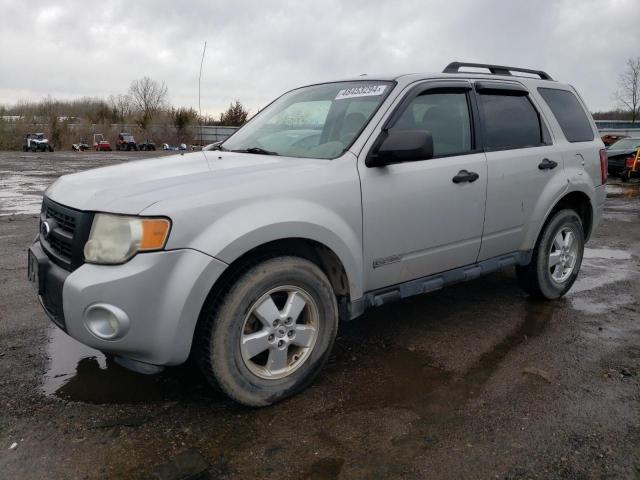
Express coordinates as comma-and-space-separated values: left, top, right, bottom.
583, 248, 632, 261
603, 211, 636, 223
570, 247, 637, 295
570, 294, 635, 315
606, 183, 639, 199
0, 170, 51, 216
42, 326, 209, 404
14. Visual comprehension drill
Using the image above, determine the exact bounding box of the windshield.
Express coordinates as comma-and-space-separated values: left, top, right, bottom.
222, 81, 394, 159
610, 138, 640, 150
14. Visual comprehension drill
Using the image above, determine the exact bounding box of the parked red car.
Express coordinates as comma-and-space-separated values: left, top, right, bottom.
93, 134, 112, 151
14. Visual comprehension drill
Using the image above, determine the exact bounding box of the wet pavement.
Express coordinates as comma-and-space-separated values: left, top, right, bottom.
0, 151, 639, 479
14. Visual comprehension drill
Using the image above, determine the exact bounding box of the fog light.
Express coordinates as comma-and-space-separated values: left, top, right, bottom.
84, 303, 130, 340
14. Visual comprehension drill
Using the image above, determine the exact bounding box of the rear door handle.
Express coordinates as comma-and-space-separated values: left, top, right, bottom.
538, 158, 558, 170
452, 170, 479, 184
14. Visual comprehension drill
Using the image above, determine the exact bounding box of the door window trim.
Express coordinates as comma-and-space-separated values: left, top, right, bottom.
475, 81, 553, 152
368, 80, 483, 162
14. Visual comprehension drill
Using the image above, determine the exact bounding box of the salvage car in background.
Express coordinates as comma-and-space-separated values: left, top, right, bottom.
607, 137, 640, 180
23, 133, 53, 152
72, 138, 89, 151
93, 134, 112, 151
116, 132, 138, 151
138, 139, 156, 151
601, 134, 627, 147
162, 143, 187, 151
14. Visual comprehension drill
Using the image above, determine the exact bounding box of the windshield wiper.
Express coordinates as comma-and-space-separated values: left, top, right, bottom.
232, 147, 279, 156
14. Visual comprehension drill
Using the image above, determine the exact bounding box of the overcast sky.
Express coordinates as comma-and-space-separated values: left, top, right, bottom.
1, 0, 638, 115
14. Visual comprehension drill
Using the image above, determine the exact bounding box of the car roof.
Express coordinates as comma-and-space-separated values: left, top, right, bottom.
308, 72, 565, 90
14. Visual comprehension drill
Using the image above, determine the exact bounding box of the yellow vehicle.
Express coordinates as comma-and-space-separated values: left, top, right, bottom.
621, 149, 640, 182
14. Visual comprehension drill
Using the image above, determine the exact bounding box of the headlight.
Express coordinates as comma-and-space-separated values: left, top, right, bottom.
83, 214, 171, 264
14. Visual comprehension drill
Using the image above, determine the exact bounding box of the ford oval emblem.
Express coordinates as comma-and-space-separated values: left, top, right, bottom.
40, 221, 51, 239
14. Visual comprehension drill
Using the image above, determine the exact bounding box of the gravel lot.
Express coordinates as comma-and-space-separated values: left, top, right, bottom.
0, 151, 639, 479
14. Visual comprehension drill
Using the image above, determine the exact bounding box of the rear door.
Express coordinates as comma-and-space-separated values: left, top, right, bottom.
358, 81, 488, 291
475, 81, 564, 260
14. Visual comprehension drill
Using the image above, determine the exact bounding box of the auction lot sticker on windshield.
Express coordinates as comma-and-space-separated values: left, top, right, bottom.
335, 85, 387, 100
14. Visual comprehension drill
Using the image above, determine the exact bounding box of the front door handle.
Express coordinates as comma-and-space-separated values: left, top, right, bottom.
452, 170, 479, 184
538, 158, 558, 170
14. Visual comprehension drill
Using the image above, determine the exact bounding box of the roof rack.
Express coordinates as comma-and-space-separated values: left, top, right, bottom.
443, 62, 553, 81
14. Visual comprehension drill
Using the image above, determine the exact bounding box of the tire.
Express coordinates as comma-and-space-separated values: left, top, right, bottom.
48, 145, 54, 152
196, 256, 338, 406
620, 170, 629, 182
516, 209, 584, 299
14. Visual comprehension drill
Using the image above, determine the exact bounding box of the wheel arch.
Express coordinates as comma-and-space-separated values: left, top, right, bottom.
533, 190, 594, 249
198, 237, 355, 328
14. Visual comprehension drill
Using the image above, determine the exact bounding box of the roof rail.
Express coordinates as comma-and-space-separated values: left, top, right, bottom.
443, 62, 553, 81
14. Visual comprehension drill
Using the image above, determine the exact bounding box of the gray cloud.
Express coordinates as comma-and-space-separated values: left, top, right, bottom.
0, 0, 638, 115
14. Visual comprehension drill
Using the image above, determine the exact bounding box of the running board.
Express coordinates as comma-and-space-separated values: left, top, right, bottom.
349, 251, 531, 318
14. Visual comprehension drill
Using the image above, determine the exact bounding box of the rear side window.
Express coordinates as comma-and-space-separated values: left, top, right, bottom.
479, 94, 545, 151
538, 88, 594, 143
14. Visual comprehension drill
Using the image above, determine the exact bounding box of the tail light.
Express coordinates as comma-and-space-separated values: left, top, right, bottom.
599, 149, 608, 184
626, 156, 636, 169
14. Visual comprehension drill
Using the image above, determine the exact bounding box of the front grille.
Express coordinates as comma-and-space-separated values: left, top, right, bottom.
45, 205, 76, 233
40, 197, 94, 272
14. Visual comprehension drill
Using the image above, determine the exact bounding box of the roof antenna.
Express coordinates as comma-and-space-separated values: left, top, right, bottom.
198, 40, 207, 148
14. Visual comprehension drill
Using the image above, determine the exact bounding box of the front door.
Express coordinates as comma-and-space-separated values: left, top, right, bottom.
358, 82, 488, 291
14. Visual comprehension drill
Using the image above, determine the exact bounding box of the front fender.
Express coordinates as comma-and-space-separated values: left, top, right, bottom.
186, 198, 364, 301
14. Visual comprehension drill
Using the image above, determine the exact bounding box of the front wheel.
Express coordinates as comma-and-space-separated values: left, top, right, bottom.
516, 209, 584, 299
196, 256, 338, 406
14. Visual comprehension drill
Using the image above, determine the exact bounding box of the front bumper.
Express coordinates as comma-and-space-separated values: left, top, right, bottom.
31, 240, 227, 367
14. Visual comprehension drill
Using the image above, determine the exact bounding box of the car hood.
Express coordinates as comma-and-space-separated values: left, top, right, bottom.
45, 151, 326, 214
607, 147, 637, 158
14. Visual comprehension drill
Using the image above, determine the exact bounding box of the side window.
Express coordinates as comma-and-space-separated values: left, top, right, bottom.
392, 91, 472, 157
538, 88, 594, 143
479, 93, 546, 151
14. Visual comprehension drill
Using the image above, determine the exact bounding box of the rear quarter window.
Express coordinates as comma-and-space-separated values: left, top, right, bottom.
538, 88, 594, 143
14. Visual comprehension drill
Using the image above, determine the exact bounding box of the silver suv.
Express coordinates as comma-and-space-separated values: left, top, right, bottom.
29, 62, 607, 406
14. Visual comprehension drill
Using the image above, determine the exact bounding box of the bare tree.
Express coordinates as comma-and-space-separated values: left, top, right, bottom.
615, 57, 640, 124
128, 77, 168, 128
108, 93, 134, 122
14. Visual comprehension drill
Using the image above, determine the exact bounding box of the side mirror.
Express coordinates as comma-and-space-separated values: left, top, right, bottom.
366, 129, 434, 167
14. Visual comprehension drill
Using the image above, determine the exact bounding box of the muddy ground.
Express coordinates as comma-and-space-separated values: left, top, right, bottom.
0, 150, 639, 479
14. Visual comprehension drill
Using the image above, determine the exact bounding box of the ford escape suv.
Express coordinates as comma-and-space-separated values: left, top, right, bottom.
29, 62, 607, 406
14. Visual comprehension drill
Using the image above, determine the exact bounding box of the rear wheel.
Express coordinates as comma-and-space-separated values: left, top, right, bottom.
196, 256, 338, 406
516, 209, 584, 299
